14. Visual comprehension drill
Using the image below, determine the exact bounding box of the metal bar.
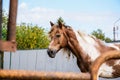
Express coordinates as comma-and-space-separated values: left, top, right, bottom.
7, 0, 18, 41
91, 50, 120, 80
0, 70, 91, 80
113, 27, 116, 41
0, 0, 3, 69
0, 52, 3, 69
0, 0, 2, 40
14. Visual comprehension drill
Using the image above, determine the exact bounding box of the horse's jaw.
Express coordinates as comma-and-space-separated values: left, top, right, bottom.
47, 49, 57, 58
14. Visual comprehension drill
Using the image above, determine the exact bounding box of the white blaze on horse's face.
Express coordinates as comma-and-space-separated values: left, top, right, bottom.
47, 21, 67, 58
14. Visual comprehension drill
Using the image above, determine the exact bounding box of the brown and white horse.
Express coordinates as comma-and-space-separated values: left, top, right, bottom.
47, 21, 120, 79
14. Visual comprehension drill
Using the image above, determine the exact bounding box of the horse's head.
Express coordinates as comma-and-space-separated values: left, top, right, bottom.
47, 21, 68, 58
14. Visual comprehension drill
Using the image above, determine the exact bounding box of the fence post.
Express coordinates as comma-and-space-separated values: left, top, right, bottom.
0, 0, 3, 69
0, 52, 3, 69
0, 0, 2, 39
7, 0, 18, 41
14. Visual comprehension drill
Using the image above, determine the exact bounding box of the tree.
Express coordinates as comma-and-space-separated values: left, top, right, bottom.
2, 11, 8, 40
2, 11, 8, 28
2, 11, 49, 49
105, 37, 112, 42
16, 23, 49, 49
91, 29, 105, 40
91, 29, 112, 42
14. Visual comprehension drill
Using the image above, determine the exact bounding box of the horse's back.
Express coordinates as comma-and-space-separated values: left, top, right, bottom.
106, 43, 120, 50
114, 44, 120, 49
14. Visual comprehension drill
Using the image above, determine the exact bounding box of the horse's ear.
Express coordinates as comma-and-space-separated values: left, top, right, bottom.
50, 21, 54, 26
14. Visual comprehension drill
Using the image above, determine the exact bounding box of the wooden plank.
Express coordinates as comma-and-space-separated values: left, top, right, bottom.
3, 52, 10, 69
27, 50, 36, 70
10, 52, 19, 69
0, 40, 16, 52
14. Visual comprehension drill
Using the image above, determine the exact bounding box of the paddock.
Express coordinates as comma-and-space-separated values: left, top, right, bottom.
0, 0, 120, 80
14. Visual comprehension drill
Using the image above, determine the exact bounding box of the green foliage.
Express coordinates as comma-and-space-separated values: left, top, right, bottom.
2, 11, 8, 40
105, 37, 112, 42
16, 23, 49, 49
91, 29, 112, 42
2, 27, 7, 40
2, 11, 8, 28
2, 23, 50, 49
2, 11, 49, 49
57, 17, 65, 24
91, 29, 105, 40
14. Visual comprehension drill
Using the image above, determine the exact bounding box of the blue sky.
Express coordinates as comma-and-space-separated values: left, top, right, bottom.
3, 0, 120, 40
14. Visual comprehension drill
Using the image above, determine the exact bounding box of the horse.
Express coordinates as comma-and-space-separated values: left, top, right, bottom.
47, 21, 120, 79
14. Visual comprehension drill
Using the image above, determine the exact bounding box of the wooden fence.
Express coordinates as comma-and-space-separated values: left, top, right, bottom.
4, 49, 80, 72
3, 50, 120, 80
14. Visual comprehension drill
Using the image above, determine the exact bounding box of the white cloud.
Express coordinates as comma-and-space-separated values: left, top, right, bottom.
17, 2, 120, 39
19, 2, 28, 9
17, 3, 64, 28
17, 2, 117, 26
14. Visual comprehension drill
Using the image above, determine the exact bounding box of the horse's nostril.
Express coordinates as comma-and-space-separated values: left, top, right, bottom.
50, 50, 54, 53
47, 49, 56, 58
47, 49, 52, 54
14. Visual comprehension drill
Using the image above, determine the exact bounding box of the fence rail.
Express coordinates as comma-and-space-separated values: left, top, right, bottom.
0, 70, 90, 80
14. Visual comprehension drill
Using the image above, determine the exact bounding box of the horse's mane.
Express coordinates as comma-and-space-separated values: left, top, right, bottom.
63, 29, 104, 59
77, 30, 106, 45
62, 25, 75, 59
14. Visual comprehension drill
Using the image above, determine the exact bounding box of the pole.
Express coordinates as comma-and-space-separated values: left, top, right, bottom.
0, 0, 2, 39
7, 0, 18, 41
113, 18, 120, 41
113, 27, 116, 41
0, 0, 3, 69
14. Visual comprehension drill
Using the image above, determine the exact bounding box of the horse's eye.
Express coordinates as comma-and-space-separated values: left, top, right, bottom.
56, 34, 61, 38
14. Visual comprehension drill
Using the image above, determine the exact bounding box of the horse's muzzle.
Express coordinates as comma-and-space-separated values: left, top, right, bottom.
47, 49, 57, 58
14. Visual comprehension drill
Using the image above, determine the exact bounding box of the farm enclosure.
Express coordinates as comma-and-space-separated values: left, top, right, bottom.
3, 49, 120, 80
4, 49, 80, 72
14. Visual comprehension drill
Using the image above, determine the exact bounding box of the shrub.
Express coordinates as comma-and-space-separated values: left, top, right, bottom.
16, 23, 49, 49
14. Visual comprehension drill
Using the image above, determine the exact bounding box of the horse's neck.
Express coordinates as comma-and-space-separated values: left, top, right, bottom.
65, 29, 86, 59
67, 30, 102, 72
66, 29, 120, 73
73, 30, 101, 61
